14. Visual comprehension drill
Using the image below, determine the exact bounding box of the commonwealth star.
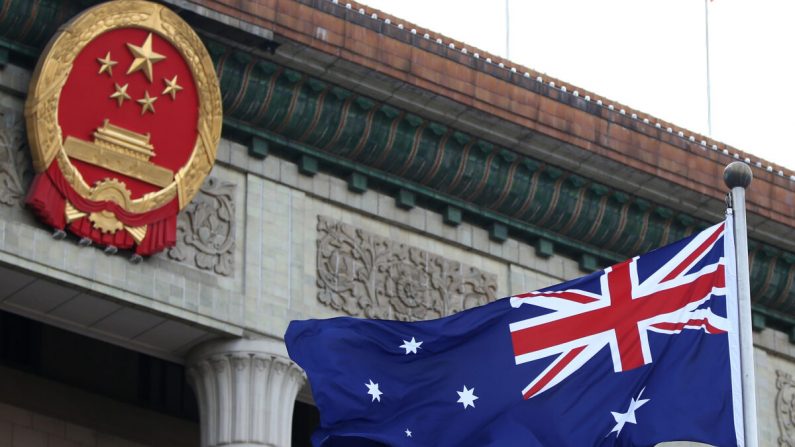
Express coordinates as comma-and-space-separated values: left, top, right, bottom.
456, 385, 478, 409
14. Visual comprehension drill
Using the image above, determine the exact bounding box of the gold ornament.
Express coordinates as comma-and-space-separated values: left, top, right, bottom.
87, 178, 133, 208
162, 75, 182, 100
97, 51, 117, 76
89, 210, 125, 234
64, 201, 87, 223
110, 83, 131, 106
86, 179, 131, 233
126, 33, 165, 82
63, 120, 174, 188
137, 90, 158, 114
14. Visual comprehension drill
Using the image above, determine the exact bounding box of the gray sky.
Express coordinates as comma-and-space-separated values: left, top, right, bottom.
361, 0, 795, 171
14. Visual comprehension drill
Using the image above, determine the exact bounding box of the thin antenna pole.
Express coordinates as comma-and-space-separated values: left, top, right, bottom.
724, 162, 758, 447
505, 0, 510, 59
705, 0, 713, 136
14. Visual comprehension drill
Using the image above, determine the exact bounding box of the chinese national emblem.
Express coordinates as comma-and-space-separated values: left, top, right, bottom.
24, 0, 222, 256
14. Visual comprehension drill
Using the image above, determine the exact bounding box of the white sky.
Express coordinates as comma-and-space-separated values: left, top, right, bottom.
360, 0, 795, 171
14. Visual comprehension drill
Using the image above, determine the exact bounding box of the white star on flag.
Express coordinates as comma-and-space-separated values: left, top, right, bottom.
609, 388, 650, 436
405, 428, 412, 437
456, 385, 478, 409
399, 337, 423, 354
365, 379, 382, 402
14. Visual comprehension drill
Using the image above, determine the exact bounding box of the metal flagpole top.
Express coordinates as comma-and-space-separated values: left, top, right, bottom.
724, 161, 753, 189
723, 160, 758, 447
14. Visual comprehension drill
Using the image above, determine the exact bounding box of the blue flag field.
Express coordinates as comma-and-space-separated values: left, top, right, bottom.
286, 219, 744, 446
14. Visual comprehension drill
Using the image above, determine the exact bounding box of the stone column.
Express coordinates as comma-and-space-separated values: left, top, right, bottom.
186, 337, 306, 447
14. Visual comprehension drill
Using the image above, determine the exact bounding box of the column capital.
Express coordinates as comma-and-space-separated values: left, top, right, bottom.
187, 337, 306, 447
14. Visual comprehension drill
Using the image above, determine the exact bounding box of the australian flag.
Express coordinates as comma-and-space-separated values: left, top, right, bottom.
286, 219, 744, 446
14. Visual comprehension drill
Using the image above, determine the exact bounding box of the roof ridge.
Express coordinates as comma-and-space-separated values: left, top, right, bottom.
328, 0, 794, 181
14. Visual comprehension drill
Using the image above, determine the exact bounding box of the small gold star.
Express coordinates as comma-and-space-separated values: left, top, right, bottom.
162, 75, 183, 100
137, 91, 158, 115
126, 33, 166, 83
109, 83, 131, 107
97, 51, 117, 76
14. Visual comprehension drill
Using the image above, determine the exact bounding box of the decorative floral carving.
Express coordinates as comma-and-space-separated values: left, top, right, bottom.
316, 216, 498, 321
167, 177, 235, 275
0, 111, 31, 207
778, 370, 795, 446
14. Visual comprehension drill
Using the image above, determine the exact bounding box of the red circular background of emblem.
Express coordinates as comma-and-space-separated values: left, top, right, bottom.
58, 28, 199, 199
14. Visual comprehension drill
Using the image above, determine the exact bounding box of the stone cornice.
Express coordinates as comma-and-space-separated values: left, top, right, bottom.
208, 48, 795, 323
179, 0, 795, 233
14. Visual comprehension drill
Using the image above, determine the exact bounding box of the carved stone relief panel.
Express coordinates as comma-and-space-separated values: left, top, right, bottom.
316, 215, 498, 321
167, 176, 235, 275
778, 370, 795, 446
0, 109, 31, 207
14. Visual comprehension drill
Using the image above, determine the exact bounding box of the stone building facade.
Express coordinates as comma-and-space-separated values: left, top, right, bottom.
0, 0, 794, 446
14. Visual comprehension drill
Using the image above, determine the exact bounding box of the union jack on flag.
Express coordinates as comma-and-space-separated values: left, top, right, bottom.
287, 219, 744, 446
510, 222, 729, 399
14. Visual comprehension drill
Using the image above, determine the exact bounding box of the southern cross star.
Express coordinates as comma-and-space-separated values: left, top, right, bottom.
456, 385, 478, 409
399, 337, 423, 354
365, 379, 382, 402
609, 388, 650, 436
405, 428, 412, 438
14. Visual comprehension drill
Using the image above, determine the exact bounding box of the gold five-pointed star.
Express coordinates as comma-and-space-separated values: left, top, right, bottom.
97, 51, 117, 76
162, 75, 183, 100
126, 33, 166, 82
109, 83, 131, 107
137, 91, 158, 115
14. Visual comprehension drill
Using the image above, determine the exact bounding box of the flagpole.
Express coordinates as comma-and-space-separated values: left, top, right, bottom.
505, 0, 510, 59
724, 161, 758, 447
